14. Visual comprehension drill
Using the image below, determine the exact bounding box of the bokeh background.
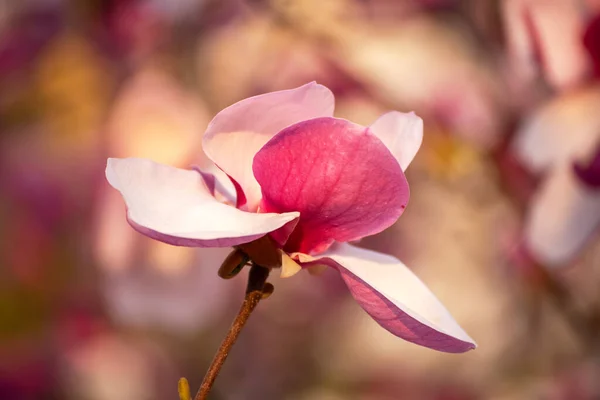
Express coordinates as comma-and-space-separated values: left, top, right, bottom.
3, 0, 600, 399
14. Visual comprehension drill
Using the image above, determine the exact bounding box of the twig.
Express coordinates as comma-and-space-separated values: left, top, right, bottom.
194, 264, 271, 400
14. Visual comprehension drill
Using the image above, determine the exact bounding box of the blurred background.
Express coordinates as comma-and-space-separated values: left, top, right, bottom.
2, 0, 600, 399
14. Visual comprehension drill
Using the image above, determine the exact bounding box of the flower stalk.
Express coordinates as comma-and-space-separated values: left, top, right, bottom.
193, 263, 271, 400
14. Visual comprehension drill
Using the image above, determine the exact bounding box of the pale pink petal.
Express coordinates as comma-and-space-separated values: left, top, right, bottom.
511, 87, 600, 174
202, 82, 335, 211
253, 117, 408, 255
525, 165, 600, 268
192, 164, 236, 205
301, 243, 476, 353
369, 111, 423, 171
503, 0, 590, 91
106, 158, 299, 247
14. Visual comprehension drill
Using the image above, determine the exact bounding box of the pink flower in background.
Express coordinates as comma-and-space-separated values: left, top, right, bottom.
503, 0, 592, 92
336, 16, 506, 149
511, 86, 600, 175
523, 147, 600, 268
584, 9, 600, 79
510, 86, 600, 268
106, 82, 476, 353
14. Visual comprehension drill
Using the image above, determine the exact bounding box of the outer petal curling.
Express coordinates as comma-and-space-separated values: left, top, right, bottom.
369, 111, 423, 171
203, 82, 335, 211
253, 117, 409, 254
301, 243, 476, 353
106, 158, 299, 247
192, 164, 237, 205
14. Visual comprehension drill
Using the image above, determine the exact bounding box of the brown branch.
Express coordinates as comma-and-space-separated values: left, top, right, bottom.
194, 264, 271, 400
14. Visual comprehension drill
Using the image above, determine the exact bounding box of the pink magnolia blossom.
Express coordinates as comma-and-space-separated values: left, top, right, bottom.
524, 162, 600, 268
105, 82, 476, 353
502, 0, 592, 93
336, 16, 506, 149
511, 86, 600, 267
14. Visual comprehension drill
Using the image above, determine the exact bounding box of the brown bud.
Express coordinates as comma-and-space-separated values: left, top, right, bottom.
218, 249, 249, 279
261, 282, 275, 299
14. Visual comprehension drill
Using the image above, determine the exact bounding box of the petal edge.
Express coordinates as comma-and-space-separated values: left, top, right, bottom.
300, 243, 476, 353
369, 111, 423, 171
106, 158, 299, 247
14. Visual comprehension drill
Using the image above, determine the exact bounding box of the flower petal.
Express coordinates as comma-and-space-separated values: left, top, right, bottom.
511, 86, 600, 174
202, 82, 335, 211
191, 164, 237, 205
524, 165, 600, 268
503, 0, 590, 90
302, 243, 476, 353
106, 158, 299, 247
369, 111, 423, 171
253, 117, 409, 254
280, 251, 302, 278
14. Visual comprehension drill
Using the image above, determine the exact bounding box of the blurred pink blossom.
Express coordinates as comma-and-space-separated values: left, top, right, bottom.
103, 244, 232, 333
511, 86, 600, 175
336, 16, 506, 148
524, 152, 600, 268
60, 332, 177, 400
584, 10, 600, 78
503, 0, 592, 93
511, 85, 600, 268
106, 82, 476, 352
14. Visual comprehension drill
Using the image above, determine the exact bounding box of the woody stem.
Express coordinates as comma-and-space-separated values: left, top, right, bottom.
194, 264, 270, 400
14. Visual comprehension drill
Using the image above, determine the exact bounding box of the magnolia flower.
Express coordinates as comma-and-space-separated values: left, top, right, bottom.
511, 85, 600, 267
502, 0, 591, 92
105, 82, 476, 353
524, 150, 600, 268
511, 85, 600, 175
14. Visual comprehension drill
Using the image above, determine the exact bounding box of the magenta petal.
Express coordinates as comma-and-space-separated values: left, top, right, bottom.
253, 117, 409, 254
106, 158, 299, 247
203, 82, 335, 211
302, 243, 476, 353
